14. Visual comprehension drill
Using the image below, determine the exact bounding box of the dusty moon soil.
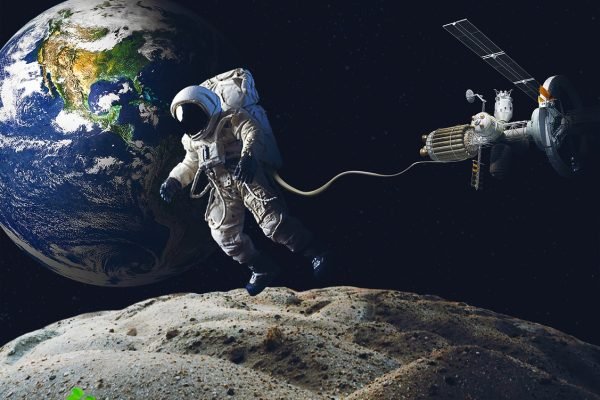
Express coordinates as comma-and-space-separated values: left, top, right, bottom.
1, 286, 599, 399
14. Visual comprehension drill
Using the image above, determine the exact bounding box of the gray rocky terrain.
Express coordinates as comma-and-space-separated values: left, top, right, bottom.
1, 286, 599, 399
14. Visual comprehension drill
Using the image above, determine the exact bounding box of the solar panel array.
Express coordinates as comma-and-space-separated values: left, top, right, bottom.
443, 19, 540, 102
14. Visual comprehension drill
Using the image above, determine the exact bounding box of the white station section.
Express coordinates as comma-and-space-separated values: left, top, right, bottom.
419, 18, 600, 183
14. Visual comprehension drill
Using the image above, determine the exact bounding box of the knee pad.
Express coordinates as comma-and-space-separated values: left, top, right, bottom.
210, 228, 256, 263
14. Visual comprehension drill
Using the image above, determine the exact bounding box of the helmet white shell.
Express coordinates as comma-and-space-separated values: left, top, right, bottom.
170, 86, 222, 140
170, 86, 222, 120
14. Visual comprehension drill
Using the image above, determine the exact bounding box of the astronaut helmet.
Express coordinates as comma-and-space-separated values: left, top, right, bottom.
170, 86, 222, 140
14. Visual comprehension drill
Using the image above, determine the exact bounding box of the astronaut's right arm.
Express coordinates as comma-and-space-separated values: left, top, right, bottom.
168, 134, 199, 188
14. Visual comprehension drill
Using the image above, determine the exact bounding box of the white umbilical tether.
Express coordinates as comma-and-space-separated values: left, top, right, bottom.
272, 160, 457, 197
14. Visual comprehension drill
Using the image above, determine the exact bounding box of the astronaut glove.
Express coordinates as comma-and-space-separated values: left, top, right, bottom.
234, 153, 257, 183
160, 177, 182, 203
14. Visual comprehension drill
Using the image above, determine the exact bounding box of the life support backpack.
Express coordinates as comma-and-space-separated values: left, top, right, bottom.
200, 68, 283, 169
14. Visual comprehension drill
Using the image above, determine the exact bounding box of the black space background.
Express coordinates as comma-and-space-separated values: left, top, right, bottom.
1, 0, 599, 347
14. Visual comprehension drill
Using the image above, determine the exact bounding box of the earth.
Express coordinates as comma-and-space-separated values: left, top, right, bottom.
0, 0, 233, 286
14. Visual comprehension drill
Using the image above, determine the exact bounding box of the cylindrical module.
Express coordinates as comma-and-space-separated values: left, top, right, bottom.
420, 124, 478, 161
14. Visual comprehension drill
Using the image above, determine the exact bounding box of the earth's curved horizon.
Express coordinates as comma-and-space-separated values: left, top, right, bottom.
0, 0, 231, 286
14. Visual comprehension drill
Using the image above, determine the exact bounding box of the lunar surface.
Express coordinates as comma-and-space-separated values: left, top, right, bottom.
1, 287, 599, 399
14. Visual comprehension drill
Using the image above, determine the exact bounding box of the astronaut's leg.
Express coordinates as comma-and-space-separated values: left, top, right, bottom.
242, 169, 313, 254
206, 182, 280, 295
206, 185, 257, 264
241, 169, 335, 280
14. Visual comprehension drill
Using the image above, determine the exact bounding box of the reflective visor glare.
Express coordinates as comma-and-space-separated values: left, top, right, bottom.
176, 104, 209, 134
175, 105, 184, 122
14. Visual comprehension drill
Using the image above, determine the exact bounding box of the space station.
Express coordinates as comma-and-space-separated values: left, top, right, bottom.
419, 19, 600, 190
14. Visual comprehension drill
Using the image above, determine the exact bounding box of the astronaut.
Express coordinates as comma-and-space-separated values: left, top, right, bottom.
160, 84, 331, 296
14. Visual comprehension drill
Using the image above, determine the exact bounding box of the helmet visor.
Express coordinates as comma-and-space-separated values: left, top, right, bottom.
175, 103, 210, 136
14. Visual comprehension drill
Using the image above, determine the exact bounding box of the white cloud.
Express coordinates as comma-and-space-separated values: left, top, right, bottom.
50, 0, 177, 52
0, 15, 49, 123
85, 156, 122, 174
53, 110, 94, 133
0, 133, 72, 153
96, 93, 120, 112
139, 103, 159, 127
118, 82, 132, 94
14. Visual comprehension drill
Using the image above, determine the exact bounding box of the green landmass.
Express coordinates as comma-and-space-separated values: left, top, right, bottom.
89, 27, 110, 41
89, 105, 134, 142
38, 14, 151, 144
58, 9, 73, 19
96, 32, 147, 86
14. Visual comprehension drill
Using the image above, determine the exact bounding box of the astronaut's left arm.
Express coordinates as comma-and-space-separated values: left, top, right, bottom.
231, 109, 260, 157
231, 109, 261, 183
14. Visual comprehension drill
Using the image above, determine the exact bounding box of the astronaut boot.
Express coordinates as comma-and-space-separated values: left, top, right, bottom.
302, 242, 334, 281
245, 253, 281, 296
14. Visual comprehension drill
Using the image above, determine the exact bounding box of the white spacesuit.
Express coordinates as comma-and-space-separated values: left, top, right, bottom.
160, 72, 330, 295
